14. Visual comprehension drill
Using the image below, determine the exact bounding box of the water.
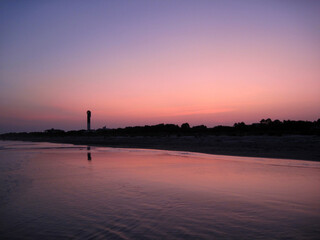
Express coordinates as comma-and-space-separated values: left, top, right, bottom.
0, 140, 319, 239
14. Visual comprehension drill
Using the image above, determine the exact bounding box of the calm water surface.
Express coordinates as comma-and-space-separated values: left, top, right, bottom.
0, 140, 319, 239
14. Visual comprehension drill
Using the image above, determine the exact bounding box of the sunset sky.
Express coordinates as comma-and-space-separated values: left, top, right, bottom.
1, 0, 319, 133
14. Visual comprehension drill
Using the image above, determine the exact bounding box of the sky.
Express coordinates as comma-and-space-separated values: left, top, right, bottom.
0, 0, 319, 133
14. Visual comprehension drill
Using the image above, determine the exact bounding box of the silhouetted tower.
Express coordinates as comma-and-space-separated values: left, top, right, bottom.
87, 110, 91, 131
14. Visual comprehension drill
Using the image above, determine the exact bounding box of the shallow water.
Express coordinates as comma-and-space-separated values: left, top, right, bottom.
0, 140, 319, 239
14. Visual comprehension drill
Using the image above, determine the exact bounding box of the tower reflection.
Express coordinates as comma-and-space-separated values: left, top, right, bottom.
87, 146, 92, 161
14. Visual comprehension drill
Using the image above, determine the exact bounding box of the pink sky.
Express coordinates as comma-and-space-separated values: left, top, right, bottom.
0, 1, 319, 132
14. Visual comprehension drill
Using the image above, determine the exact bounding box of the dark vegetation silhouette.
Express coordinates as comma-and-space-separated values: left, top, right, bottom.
1, 119, 319, 139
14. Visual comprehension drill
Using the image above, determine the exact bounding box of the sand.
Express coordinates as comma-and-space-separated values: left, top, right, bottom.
2, 135, 319, 161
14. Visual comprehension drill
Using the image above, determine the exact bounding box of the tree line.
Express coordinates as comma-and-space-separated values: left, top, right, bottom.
1, 118, 319, 138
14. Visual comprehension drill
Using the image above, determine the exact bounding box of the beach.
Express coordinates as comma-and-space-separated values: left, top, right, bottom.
1, 140, 320, 239
2, 135, 319, 161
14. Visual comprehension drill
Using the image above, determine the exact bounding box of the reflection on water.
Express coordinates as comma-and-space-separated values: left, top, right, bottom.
0, 141, 319, 239
87, 147, 92, 161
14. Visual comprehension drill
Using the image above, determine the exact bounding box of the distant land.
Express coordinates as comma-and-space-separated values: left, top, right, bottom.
1, 119, 320, 161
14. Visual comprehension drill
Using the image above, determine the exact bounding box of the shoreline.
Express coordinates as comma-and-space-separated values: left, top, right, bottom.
1, 135, 319, 161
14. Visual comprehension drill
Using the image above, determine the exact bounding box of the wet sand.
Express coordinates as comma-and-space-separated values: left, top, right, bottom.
1, 141, 320, 239
2, 135, 319, 161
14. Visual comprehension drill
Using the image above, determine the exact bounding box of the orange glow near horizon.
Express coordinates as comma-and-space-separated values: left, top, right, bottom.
0, 1, 319, 132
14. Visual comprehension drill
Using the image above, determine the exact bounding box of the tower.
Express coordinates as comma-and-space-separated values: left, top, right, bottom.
87, 110, 91, 131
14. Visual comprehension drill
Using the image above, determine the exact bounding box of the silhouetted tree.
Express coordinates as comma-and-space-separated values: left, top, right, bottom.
181, 123, 190, 130
234, 122, 246, 128
1, 118, 320, 139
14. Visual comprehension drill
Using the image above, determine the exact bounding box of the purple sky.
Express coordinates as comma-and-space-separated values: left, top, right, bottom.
1, 0, 320, 133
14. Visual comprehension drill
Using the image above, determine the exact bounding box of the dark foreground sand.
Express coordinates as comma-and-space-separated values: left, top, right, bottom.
2, 135, 320, 161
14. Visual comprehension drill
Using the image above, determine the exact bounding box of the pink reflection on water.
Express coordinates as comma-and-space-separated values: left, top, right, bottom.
1, 142, 319, 239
